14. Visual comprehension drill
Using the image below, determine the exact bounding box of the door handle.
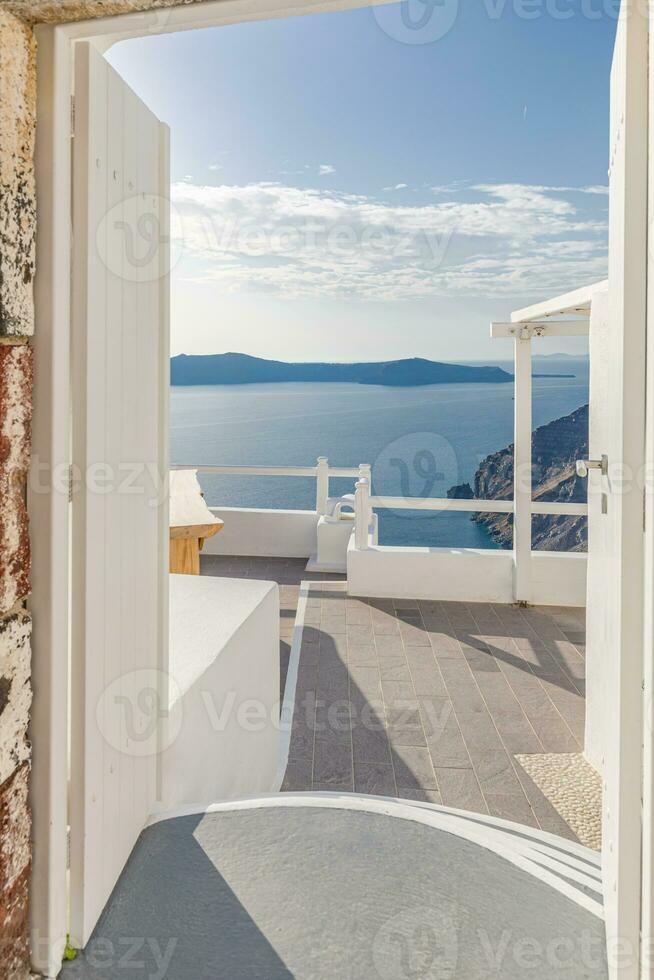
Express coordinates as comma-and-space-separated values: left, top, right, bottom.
576, 455, 608, 478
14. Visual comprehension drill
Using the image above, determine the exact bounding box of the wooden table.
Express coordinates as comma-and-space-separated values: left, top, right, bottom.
169, 469, 224, 575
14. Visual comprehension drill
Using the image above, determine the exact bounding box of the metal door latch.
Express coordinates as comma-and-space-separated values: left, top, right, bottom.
576, 455, 608, 478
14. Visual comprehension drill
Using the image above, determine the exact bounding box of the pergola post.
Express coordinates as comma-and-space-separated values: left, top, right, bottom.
513, 331, 532, 603
492, 301, 594, 605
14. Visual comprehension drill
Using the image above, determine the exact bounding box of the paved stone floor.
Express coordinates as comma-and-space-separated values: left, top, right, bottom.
202, 555, 587, 842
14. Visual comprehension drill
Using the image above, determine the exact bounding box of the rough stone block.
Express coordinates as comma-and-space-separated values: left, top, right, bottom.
0, 762, 30, 899
0, 11, 35, 338
0, 612, 31, 789
2, 0, 208, 27
0, 870, 29, 979
0, 765, 30, 980
0, 344, 32, 615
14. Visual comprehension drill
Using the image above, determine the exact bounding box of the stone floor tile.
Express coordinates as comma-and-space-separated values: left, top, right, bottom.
435, 768, 488, 813
352, 725, 393, 766
391, 745, 438, 790
396, 787, 443, 805
281, 759, 312, 791
354, 762, 396, 796
484, 792, 539, 827
347, 644, 378, 666
313, 740, 353, 784
377, 660, 412, 683
380, 680, 416, 703
374, 635, 405, 656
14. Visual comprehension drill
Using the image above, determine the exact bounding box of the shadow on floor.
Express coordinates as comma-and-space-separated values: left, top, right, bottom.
62, 813, 294, 980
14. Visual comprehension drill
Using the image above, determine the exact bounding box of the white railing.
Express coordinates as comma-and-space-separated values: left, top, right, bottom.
351, 480, 587, 553
171, 458, 363, 517
172, 459, 587, 553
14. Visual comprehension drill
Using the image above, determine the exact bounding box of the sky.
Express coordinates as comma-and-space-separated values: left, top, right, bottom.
107, 1, 616, 363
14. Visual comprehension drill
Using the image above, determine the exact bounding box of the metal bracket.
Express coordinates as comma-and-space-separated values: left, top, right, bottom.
576, 455, 608, 479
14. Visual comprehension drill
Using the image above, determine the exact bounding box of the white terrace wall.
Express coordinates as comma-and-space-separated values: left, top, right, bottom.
203, 507, 318, 559
347, 540, 588, 607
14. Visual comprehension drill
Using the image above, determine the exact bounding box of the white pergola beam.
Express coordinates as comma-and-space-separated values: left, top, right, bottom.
490, 320, 590, 339
509, 280, 607, 323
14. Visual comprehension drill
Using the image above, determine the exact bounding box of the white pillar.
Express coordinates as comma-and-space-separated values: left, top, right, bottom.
315, 456, 329, 516
358, 463, 372, 527
513, 332, 532, 602
355, 478, 370, 550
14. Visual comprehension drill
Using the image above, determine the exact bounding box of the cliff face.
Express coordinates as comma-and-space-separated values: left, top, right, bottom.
449, 404, 588, 552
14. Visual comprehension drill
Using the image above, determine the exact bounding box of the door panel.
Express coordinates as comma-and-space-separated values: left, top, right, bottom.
588, 6, 648, 975
70, 42, 170, 946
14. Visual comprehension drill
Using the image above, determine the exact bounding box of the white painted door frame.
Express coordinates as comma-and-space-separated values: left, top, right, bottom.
27, 0, 653, 976
642, 5, 654, 972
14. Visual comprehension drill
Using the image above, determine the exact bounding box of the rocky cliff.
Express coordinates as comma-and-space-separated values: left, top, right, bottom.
448, 404, 588, 551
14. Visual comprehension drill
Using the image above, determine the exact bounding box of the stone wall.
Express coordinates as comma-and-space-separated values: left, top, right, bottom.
2, 0, 210, 27
0, 2, 213, 975
0, 9, 35, 978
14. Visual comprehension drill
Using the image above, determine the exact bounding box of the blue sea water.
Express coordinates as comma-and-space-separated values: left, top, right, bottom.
170, 357, 589, 549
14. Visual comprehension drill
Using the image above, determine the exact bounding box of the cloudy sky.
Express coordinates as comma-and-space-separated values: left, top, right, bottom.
107, 3, 615, 362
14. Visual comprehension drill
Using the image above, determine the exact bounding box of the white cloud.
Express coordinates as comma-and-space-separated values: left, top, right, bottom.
170, 180, 607, 302
208, 163, 223, 172
318, 164, 336, 176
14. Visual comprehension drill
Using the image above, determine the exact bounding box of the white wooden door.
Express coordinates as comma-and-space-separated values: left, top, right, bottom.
69, 42, 170, 947
584, 6, 648, 976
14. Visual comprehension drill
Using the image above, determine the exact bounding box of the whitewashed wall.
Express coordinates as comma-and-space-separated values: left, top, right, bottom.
202, 507, 318, 559
162, 575, 279, 806
201, 507, 587, 608
348, 541, 587, 607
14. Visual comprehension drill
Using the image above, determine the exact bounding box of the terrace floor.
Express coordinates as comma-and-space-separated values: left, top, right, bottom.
201, 555, 590, 844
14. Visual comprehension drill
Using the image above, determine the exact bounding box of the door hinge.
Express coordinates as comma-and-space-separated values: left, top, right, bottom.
70, 95, 75, 138
68, 465, 74, 503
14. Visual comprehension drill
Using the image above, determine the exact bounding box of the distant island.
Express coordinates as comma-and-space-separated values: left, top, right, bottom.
170, 352, 514, 387
533, 352, 580, 360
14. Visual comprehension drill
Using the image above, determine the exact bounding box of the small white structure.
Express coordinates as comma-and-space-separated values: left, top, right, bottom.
306, 493, 356, 573
161, 575, 280, 807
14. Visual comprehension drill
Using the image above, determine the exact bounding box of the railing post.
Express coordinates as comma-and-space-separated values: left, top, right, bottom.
354, 478, 370, 550
315, 456, 329, 516
358, 463, 372, 527
513, 330, 532, 603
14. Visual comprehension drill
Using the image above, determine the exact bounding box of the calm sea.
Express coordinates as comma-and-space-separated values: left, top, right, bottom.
170, 357, 589, 549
